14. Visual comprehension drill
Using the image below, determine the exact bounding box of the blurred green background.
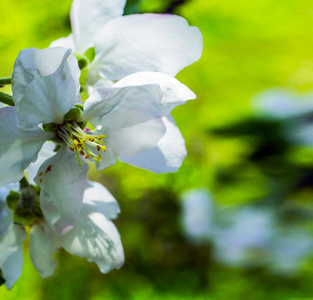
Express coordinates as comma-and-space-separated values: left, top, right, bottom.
1, 0, 313, 299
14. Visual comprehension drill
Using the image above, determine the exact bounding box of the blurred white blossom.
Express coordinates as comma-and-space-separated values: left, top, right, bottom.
252, 89, 313, 146
180, 188, 313, 275
180, 188, 215, 244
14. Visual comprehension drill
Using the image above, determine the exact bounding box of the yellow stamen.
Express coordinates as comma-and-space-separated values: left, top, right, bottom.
57, 121, 107, 166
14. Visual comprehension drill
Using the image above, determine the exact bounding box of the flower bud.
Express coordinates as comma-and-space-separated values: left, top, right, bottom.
6, 190, 20, 211
84, 47, 96, 63
74, 52, 89, 70
13, 187, 39, 226
63, 107, 82, 121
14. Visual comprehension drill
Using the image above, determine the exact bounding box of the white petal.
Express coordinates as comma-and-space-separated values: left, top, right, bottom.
97, 118, 166, 170
84, 72, 195, 130
34, 147, 89, 234
91, 14, 203, 80
114, 71, 196, 112
12, 47, 81, 127
71, 0, 126, 52
0, 107, 52, 188
26, 142, 56, 184
56, 202, 124, 274
83, 84, 162, 129
0, 224, 27, 289
84, 181, 120, 219
13, 47, 77, 103
120, 116, 187, 173
29, 225, 58, 278
49, 34, 75, 49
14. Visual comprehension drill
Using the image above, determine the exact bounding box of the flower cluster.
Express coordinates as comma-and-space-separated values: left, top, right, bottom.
0, 0, 202, 289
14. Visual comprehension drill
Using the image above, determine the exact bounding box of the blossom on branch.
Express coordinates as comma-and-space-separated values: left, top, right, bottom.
0, 181, 124, 289
3, 46, 195, 234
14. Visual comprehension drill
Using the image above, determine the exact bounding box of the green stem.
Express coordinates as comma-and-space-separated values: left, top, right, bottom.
0, 91, 14, 106
0, 77, 11, 85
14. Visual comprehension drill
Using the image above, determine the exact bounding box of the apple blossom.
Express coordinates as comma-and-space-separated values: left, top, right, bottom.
50, 0, 203, 89
0, 181, 124, 289
6, 46, 195, 234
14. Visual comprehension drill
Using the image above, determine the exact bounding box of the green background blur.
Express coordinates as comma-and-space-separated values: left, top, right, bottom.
1, 0, 313, 299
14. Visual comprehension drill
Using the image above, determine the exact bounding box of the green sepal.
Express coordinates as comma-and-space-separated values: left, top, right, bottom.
51, 136, 63, 144
42, 123, 57, 132
74, 52, 89, 70
6, 190, 20, 210
0, 77, 11, 85
63, 107, 82, 121
78, 121, 88, 130
0, 91, 14, 106
75, 103, 84, 111
0, 269, 6, 287
53, 144, 61, 152
84, 47, 96, 63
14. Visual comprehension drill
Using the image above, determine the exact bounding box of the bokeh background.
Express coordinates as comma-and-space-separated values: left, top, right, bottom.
1, 0, 313, 299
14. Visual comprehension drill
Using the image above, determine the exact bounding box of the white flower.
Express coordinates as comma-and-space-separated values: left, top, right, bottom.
180, 188, 313, 274
212, 207, 274, 268
50, 0, 203, 87
267, 229, 313, 276
7, 46, 195, 234
252, 89, 313, 146
0, 181, 124, 289
180, 188, 215, 245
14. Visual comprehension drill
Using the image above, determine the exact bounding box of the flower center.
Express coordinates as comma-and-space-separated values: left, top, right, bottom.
56, 121, 106, 165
